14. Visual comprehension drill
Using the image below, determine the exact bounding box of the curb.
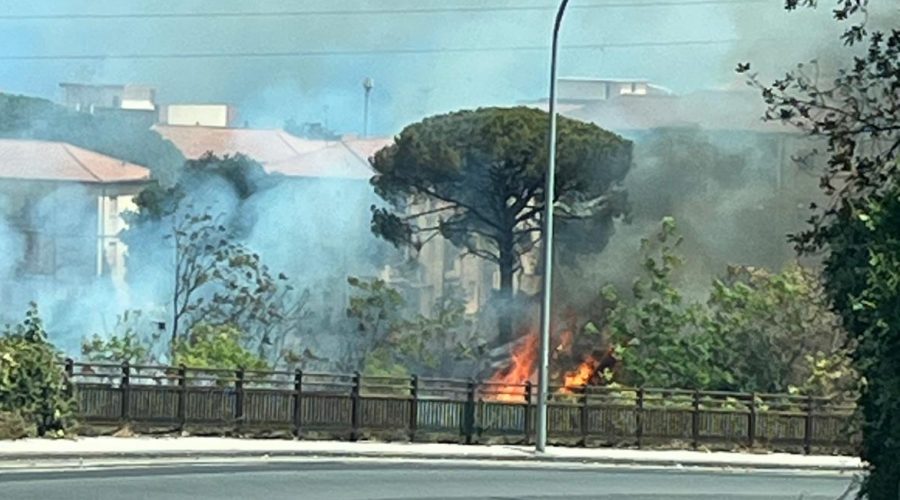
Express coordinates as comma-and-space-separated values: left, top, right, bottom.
0, 449, 863, 473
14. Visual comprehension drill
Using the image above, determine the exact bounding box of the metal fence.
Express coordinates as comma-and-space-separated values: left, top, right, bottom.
64, 360, 858, 454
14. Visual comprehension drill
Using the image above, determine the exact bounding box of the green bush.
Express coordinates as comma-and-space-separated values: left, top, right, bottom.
0, 411, 32, 440
605, 218, 856, 396
173, 323, 268, 371
0, 304, 75, 437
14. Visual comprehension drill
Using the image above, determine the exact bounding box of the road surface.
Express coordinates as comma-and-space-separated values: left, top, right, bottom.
0, 459, 858, 499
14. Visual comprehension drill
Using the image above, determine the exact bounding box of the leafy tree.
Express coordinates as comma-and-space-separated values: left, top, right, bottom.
370, 107, 632, 341
706, 264, 854, 395
120, 153, 308, 364
605, 218, 854, 395
0, 304, 75, 437
345, 277, 483, 376
157, 207, 301, 358
124, 153, 275, 228
740, 0, 897, 495
0, 93, 184, 182
604, 218, 731, 389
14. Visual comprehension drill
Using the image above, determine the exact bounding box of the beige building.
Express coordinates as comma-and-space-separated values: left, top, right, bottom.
159, 104, 239, 128
0, 138, 152, 309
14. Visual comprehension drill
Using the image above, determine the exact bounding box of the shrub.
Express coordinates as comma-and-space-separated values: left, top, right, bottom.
0, 304, 75, 437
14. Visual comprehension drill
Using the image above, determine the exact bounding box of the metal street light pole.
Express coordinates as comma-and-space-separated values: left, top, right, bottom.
363, 77, 375, 137
535, 0, 570, 453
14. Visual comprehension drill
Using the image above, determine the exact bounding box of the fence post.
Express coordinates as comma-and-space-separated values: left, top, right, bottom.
120, 361, 131, 423
803, 394, 814, 455
463, 379, 476, 445
692, 390, 701, 450
408, 375, 419, 442
580, 385, 590, 447
636, 387, 644, 448
234, 367, 245, 428
293, 369, 303, 438
523, 381, 533, 445
748, 392, 757, 448
177, 364, 187, 432
350, 371, 361, 442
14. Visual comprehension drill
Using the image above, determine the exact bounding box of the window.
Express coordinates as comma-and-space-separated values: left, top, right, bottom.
22, 231, 55, 275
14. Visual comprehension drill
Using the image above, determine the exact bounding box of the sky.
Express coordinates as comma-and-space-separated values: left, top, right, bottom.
0, 0, 843, 135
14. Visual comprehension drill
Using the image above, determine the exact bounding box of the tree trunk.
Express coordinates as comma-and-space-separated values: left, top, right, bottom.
497, 240, 516, 343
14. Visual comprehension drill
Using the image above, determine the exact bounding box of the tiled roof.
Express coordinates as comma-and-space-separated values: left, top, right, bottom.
0, 139, 151, 183
154, 125, 390, 179
266, 143, 375, 180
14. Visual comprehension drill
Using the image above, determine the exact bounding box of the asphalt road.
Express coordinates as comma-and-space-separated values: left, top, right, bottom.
0, 460, 858, 500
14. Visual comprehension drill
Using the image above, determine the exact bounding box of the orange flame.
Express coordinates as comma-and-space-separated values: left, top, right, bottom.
487, 334, 538, 402
562, 355, 599, 393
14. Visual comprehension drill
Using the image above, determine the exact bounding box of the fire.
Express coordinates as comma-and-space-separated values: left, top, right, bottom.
485, 329, 608, 402
487, 334, 538, 402
562, 355, 600, 393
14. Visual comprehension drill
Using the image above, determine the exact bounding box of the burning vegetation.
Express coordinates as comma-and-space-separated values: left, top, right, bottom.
485, 328, 615, 402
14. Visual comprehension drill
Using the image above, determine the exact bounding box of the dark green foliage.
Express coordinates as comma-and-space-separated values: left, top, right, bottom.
370, 107, 631, 341
0, 304, 74, 437
819, 193, 900, 497
0, 93, 184, 182
744, 1, 896, 495
123, 153, 274, 228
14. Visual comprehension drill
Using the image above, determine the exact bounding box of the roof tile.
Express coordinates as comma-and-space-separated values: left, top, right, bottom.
0, 139, 151, 183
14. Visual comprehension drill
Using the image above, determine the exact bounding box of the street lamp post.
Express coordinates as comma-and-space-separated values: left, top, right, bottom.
363, 77, 375, 137
535, 0, 570, 454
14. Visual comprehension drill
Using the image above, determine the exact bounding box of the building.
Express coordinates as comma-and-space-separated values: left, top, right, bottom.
159, 104, 239, 128
59, 82, 157, 113
557, 77, 672, 104
0, 138, 152, 311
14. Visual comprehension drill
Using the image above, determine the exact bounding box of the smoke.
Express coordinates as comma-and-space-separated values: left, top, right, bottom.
0, 0, 775, 134
2, 0, 890, 366
554, 126, 824, 316
724, 1, 900, 86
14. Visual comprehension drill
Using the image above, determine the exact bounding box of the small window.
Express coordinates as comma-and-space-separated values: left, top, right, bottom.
23, 231, 55, 275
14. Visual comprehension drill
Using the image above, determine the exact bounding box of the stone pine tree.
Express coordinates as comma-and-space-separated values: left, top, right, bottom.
369, 107, 632, 342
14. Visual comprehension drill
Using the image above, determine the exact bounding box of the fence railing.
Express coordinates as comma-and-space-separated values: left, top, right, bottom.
63, 360, 858, 454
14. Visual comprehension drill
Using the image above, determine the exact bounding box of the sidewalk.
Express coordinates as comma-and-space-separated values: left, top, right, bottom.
0, 437, 863, 472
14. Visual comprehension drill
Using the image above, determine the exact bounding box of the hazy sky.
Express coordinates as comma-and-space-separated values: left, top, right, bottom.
0, 0, 841, 135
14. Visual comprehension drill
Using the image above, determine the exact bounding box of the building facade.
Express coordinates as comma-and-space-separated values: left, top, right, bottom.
0, 138, 151, 317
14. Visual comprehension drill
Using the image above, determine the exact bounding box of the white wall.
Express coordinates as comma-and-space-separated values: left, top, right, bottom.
164, 104, 232, 127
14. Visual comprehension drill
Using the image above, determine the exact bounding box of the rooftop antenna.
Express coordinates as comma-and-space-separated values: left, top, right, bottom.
362, 77, 374, 137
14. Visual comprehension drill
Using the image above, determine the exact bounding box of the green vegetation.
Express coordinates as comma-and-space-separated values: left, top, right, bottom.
738, 0, 897, 495
346, 277, 483, 377
0, 305, 74, 438
172, 324, 269, 371
83, 322, 269, 372
369, 106, 632, 342
604, 218, 856, 397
